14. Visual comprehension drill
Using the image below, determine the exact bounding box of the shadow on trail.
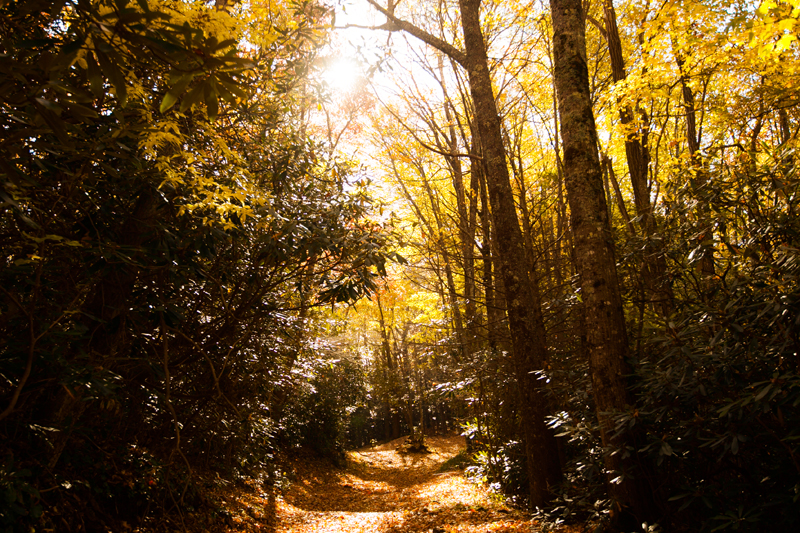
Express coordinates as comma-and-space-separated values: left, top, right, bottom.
263, 434, 534, 533
282, 450, 445, 512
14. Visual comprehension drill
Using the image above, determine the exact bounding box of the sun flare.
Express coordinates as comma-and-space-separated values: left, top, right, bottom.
322, 57, 363, 94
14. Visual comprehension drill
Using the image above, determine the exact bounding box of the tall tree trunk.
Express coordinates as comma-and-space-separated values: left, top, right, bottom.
779, 108, 792, 145
458, 0, 561, 507
391, 156, 468, 358
506, 126, 540, 284
551, 46, 570, 290
601, 1, 674, 315
367, 0, 561, 505
603, 153, 635, 236
476, 152, 502, 351
438, 56, 478, 344
672, 40, 715, 278
601, 0, 651, 232
550, 0, 658, 526
420, 171, 468, 358
377, 294, 401, 440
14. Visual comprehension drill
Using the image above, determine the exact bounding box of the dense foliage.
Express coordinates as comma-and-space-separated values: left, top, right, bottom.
0, 0, 396, 530
629, 152, 800, 531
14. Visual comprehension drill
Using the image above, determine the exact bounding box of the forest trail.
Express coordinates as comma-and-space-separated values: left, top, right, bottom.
268, 434, 544, 533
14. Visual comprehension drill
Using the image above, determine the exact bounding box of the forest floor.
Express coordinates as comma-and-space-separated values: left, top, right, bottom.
214, 434, 581, 533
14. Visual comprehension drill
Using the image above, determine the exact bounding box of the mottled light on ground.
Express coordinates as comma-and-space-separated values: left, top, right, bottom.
267, 435, 546, 533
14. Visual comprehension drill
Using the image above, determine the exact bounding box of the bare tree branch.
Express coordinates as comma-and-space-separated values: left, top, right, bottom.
364, 0, 468, 66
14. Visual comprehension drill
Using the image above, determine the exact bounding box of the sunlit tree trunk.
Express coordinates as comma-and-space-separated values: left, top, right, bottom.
505, 123, 540, 284
600, 0, 674, 315
602, 153, 635, 236
389, 155, 468, 358
600, 1, 651, 231
458, 0, 561, 507
377, 293, 402, 440
672, 38, 716, 279
476, 153, 503, 351
550, 0, 659, 525
438, 56, 478, 347
367, 0, 562, 505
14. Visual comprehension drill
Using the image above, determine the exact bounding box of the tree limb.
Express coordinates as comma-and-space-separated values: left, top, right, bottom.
586, 14, 607, 39
365, 0, 467, 66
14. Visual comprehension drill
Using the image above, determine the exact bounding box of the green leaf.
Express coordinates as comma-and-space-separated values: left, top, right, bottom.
668, 492, 691, 501
218, 78, 247, 101
204, 83, 218, 121
660, 440, 673, 456
213, 78, 236, 104
62, 38, 84, 55
35, 98, 62, 113
215, 38, 237, 51
86, 54, 103, 96
180, 82, 205, 113
95, 49, 127, 106
160, 91, 179, 113
160, 72, 195, 113
754, 383, 772, 401
224, 56, 256, 69
63, 102, 99, 121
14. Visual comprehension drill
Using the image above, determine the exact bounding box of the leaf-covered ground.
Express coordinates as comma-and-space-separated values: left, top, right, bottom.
206, 435, 579, 533
274, 434, 533, 533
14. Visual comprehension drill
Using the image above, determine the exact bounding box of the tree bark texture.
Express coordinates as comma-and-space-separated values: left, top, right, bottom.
549, 0, 658, 525
602, 0, 674, 315
672, 41, 716, 279
601, 0, 651, 232
459, 0, 561, 508
476, 152, 503, 351
603, 153, 635, 236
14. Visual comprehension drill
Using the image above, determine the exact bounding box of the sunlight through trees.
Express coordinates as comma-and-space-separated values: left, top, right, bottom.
2, 0, 800, 531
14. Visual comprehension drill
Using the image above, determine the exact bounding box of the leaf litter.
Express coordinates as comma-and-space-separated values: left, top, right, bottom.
210, 434, 581, 533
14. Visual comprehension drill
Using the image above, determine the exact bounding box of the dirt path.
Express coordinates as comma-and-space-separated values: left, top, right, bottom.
269, 435, 541, 533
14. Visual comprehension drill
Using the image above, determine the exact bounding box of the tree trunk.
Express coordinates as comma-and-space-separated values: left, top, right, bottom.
601, 1, 674, 316
459, 0, 561, 507
601, 0, 651, 233
549, 0, 658, 526
603, 153, 635, 236
438, 56, 478, 343
507, 129, 540, 285
367, 0, 561, 505
476, 154, 503, 351
377, 294, 401, 441
392, 158, 468, 358
672, 39, 716, 279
